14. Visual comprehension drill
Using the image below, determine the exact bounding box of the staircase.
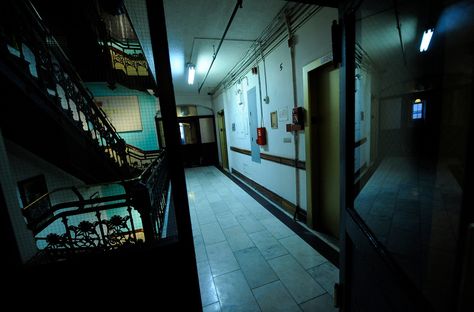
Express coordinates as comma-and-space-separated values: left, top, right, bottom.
1, 1, 202, 308
103, 37, 156, 92
23, 149, 170, 262
0, 0, 142, 182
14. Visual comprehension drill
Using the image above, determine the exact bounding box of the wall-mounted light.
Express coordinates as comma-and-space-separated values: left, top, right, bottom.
419, 28, 434, 52
187, 63, 195, 85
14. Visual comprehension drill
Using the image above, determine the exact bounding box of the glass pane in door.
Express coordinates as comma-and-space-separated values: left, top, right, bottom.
352, 0, 473, 310
199, 117, 216, 143
178, 121, 198, 145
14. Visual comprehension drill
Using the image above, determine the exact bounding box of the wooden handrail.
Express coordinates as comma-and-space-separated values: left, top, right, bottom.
126, 143, 159, 155
22, 148, 165, 214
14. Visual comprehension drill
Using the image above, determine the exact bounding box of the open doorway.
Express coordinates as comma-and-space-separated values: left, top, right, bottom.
216, 110, 228, 170
155, 114, 218, 167
304, 57, 340, 239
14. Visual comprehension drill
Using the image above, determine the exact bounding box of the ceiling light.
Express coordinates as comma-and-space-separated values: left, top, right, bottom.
187, 63, 195, 85
419, 28, 434, 52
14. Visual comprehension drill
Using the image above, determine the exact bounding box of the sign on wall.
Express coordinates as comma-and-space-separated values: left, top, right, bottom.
236, 102, 249, 139
278, 106, 289, 122
95, 96, 142, 132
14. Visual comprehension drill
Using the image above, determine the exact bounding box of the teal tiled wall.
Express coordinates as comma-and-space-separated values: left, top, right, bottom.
86, 82, 159, 151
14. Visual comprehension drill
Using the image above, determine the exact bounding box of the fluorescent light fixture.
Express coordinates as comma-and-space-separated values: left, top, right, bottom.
187, 64, 195, 85
420, 28, 434, 52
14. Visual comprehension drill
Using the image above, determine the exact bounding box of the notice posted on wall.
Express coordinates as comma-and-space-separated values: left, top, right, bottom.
94, 96, 142, 132
278, 106, 289, 122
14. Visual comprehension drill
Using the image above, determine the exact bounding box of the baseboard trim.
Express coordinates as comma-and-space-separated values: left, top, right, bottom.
216, 166, 339, 268
232, 168, 306, 222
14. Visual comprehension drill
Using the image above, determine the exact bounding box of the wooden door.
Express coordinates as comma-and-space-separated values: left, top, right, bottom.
217, 110, 229, 169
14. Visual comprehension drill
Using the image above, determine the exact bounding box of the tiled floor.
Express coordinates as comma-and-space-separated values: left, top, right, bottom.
185, 166, 339, 312
354, 157, 463, 311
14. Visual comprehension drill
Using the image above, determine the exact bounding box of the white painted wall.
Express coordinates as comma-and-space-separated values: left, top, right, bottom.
213, 8, 338, 211
1, 139, 86, 260
175, 94, 213, 116
0, 131, 37, 262
261, 42, 296, 157
6, 141, 85, 208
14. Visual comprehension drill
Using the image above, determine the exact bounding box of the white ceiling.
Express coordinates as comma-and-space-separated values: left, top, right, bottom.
124, 0, 474, 99
357, 0, 474, 95
163, 0, 287, 95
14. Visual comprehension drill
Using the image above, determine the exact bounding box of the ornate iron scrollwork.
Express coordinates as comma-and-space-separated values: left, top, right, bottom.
110, 47, 148, 76
0, 0, 131, 172
104, 215, 135, 247
4, 0, 173, 264
45, 233, 69, 250
69, 220, 102, 248
146, 153, 169, 239
44, 215, 138, 251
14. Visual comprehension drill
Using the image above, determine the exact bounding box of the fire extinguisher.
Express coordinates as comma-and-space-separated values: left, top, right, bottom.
256, 127, 266, 145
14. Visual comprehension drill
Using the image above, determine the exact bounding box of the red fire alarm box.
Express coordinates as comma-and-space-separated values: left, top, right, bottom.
292, 107, 304, 128
286, 107, 305, 132
256, 127, 267, 145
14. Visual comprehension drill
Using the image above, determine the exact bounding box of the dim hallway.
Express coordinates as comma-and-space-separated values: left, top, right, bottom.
185, 166, 338, 311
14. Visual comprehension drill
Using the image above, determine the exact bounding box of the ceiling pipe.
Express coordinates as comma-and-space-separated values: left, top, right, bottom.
198, 0, 243, 94
212, 3, 321, 95
194, 37, 254, 42
284, 0, 338, 8
393, 0, 407, 66
284, 10, 302, 221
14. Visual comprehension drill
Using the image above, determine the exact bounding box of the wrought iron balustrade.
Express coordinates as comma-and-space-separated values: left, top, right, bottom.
23, 183, 140, 253
105, 37, 149, 77
126, 144, 161, 171
0, 0, 132, 171
22, 150, 169, 258
139, 148, 169, 239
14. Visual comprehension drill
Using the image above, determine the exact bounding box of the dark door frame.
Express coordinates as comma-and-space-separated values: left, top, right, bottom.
155, 114, 219, 167
217, 109, 229, 170
308, 62, 341, 237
